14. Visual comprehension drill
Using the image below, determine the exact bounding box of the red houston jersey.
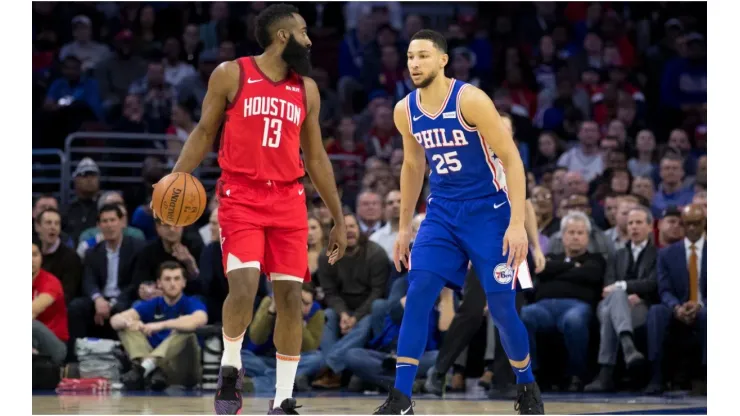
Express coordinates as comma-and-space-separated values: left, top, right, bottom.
219, 57, 308, 183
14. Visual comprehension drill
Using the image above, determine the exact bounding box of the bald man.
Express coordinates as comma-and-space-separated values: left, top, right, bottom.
645, 204, 706, 395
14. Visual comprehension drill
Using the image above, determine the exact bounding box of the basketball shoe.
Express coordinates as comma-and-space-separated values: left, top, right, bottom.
267, 398, 301, 414
373, 387, 414, 415
514, 382, 545, 414
215, 366, 244, 415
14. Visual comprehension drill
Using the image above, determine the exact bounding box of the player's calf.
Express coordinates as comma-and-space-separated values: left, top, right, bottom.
271, 278, 306, 411
485, 291, 544, 414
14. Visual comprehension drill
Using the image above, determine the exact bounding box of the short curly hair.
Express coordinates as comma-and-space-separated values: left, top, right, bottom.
254, 3, 300, 49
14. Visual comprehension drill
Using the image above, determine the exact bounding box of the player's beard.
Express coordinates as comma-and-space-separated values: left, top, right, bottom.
282, 34, 312, 76
412, 69, 439, 89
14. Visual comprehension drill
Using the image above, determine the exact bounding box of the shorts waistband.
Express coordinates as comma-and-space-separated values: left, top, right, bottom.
219, 173, 299, 189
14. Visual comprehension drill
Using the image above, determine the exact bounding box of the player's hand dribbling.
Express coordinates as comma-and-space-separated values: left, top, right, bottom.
393, 229, 412, 272
502, 224, 528, 270
326, 223, 347, 265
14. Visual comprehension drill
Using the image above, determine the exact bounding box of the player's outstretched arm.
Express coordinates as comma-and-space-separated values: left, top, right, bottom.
300, 76, 347, 262
460, 86, 528, 267
172, 61, 238, 173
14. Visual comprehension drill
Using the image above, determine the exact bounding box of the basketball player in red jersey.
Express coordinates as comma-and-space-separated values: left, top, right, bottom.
162, 4, 347, 415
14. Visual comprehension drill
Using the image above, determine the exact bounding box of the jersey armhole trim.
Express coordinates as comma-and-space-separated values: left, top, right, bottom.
456, 84, 477, 132
300, 75, 308, 117
226, 58, 245, 111
404, 96, 414, 137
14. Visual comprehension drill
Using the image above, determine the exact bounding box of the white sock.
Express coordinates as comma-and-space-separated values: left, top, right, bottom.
141, 358, 157, 378
274, 353, 300, 408
221, 329, 245, 368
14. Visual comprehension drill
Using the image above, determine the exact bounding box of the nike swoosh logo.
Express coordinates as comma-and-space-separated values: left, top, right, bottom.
298, 189, 304, 195
401, 405, 412, 415
247, 78, 262, 84
413, 114, 424, 121
494, 201, 507, 209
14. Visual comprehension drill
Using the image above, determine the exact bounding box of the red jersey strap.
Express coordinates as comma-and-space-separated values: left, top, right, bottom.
226, 58, 246, 111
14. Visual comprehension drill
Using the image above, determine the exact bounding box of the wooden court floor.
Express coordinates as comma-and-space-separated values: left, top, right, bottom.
33, 392, 707, 415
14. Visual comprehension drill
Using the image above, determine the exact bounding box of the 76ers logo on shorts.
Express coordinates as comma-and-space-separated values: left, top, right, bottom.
493, 263, 515, 284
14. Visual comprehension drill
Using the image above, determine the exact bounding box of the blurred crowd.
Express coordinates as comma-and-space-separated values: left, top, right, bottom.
32, 1, 706, 396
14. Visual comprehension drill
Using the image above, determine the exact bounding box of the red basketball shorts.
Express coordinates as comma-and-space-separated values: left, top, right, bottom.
217, 176, 310, 282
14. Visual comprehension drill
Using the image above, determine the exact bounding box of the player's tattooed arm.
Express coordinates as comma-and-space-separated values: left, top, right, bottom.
301, 76, 347, 262
394, 97, 426, 233
172, 61, 238, 173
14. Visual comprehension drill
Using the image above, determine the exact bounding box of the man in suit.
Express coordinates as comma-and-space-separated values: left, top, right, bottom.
521, 211, 607, 392
586, 206, 658, 392
67, 204, 145, 359
645, 204, 707, 394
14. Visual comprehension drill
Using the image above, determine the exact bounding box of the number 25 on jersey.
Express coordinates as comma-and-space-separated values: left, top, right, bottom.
262, 117, 282, 148
432, 151, 462, 174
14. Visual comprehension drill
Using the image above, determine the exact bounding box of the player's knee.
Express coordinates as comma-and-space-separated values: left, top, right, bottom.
226, 269, 260, 302
272, 281, 303, 316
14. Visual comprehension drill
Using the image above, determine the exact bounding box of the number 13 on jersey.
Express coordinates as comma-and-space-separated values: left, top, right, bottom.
262, 117, 282, 148
432, 151, 462, 174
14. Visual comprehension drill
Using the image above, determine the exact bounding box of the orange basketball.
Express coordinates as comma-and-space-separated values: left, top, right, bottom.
152, 172, 207, 227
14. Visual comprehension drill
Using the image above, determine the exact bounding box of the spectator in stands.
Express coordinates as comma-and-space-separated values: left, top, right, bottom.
68, 204, 145, 355
326, 116, 367, 201
668, 128, 698, 177
356, 190, 384, 235
632, 176, 656, 205
312, 213, 390, 388
177, 49, 219, 115
111, 261, 208, 391
628, 130, 658, 178
337, 17, 376, 107
199, 2, 230, 50
522, 211, 607, 392
63, 157, 101, 243
242, 284, 325, 393
547, 194, 612, 259
162, 36, 197, 88
656, 206, 685, 249
532, 185, 560, 238
133, 5, 163, 57
59, 15, 110, 72
113, 93, 150, 133
128, 59, 176, 134
131, 219, 204, 301
586, 206, 657, 392
604, 196, 639, 252
78, 191, 146, 257
42, 55, 104, 145
660, 33, 707, 113
364, 104, 402, 160
307, 215, 325, 279
532, 131, 562, 177
35, 208, 83, 303
651, 153, 694, 218
694, 155, 707, 191
558, 121, 604, 182
32, 237, 69, 366
181, 23, 204, 68
563, 171, 589, 198
692, 191, 707, 215
95, 29, 148, 118
370, 189, 401, 260
646, 204, 707, 394
310, 68, 341, 137
33, 195, 74, 248
165, 96, 199, 165
570, 32, 604, 77
346, 287, 454, 391
601, 193, 620, 233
